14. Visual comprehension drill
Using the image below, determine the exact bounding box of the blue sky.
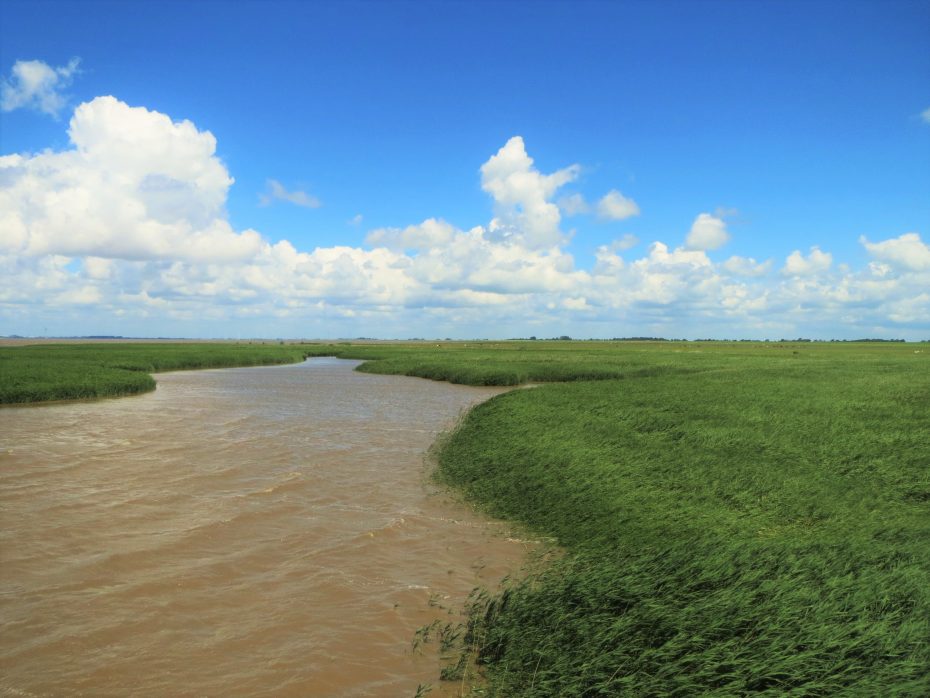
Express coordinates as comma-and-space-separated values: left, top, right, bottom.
1, 0, 929, 339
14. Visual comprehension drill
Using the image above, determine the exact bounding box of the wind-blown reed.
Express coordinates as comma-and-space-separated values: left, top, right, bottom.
4, 339, 928, 694
0, 343, 308, 403
316, 340, 930, 694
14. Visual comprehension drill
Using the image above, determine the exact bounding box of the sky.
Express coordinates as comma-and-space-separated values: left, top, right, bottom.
1, 0, 928, 340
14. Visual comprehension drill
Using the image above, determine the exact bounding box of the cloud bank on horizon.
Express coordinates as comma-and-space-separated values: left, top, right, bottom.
1, 87, 928, 339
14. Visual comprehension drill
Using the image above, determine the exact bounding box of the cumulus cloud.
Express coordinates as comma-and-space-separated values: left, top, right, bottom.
83, 257, 114, 280
480, 136, 579, 248
259, 179, 321, 208
563, 296, 591, 310
1, 58, 80, 117
646, 242, 711, 268
1, 96, 928, 340
610, 234, 639, 251
366, 218, 456, 250
722, 255, 772, 277
782, 246, 833, 276
0, 95, 261, 262
860, 232, 930, 271
597, 189, 640, 220
558, 193, 589, 216
685, 212, 730, 251
405, 227, 586, 296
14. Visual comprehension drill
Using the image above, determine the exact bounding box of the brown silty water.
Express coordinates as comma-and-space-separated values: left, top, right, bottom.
0, 357, 534, 696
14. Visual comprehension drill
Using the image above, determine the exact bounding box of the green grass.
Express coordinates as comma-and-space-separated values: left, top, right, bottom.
4, 339, 929, 693
299, 338, 926, 386
303, 339, 929, 693
0, 342, 310, 403
423, 342, 930, 695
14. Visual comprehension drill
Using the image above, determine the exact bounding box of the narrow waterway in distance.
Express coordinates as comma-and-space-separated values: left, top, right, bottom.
0, 358, 532, 696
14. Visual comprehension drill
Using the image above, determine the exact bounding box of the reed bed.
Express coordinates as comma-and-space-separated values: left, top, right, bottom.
0, 343, 309, 403
428, 344, 930, 695
4, 339, 927, 694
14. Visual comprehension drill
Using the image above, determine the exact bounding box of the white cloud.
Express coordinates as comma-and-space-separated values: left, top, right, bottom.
406, 228, 587, 296
259, 179, 321, 208
722, 255, 772, 277
349, 213, 364, 225
1, 97, 928, 340
58, 284, 102, 305
558, 193, 589, 216
646, 241, 711, 268
921, 107, 930, 124
782, 246, 833, 276
860, 232, 930, 271
366, 218, 456, 250
563, 297, 590, 310
592, 245, 625, 276
83, 257, 114, 280
610, 234, 639, 251
597, 190, 640, 220
0, 95, 260, 262
1, 58, 80, 118
685, 212, 730, 251
479, 136, 579, 249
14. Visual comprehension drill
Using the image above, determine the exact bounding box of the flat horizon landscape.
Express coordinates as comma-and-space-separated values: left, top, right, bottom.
3, 0, 928, 694
2, 340, 928, 694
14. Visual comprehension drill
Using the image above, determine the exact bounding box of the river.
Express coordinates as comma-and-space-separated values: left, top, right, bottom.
0, 357, 530, 696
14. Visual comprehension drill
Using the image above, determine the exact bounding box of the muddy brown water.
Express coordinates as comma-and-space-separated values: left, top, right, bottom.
0, 358, 533, 697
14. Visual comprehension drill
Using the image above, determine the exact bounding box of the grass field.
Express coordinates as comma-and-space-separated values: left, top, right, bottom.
3, 340, 928, 694
432, 344, 930, 695
0, 343, 309, 403
316, 340, 930, 695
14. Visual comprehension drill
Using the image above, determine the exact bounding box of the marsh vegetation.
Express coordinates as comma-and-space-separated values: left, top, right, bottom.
323, 340, 930, 694
432, 345, 929, 695
4, 339, 928, 694
0, 343, 308, 403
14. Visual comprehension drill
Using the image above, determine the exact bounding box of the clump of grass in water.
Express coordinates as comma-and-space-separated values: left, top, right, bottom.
411, 619, 442, 654
413, 608, 489, 691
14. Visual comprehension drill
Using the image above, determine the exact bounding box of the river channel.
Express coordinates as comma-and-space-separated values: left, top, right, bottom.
0, 357, 530, 696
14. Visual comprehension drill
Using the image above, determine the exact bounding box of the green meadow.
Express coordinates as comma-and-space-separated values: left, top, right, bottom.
0, 342, 308, 403
3, 340, 929, 694
430, 344, 929, 695
332, 340, 930, 694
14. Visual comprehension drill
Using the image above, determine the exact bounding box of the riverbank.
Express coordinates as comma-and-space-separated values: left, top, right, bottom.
315, 340, 928, 694
428, 343, 930, 695
0, 343, 310, 403
3, 340, 928, 694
